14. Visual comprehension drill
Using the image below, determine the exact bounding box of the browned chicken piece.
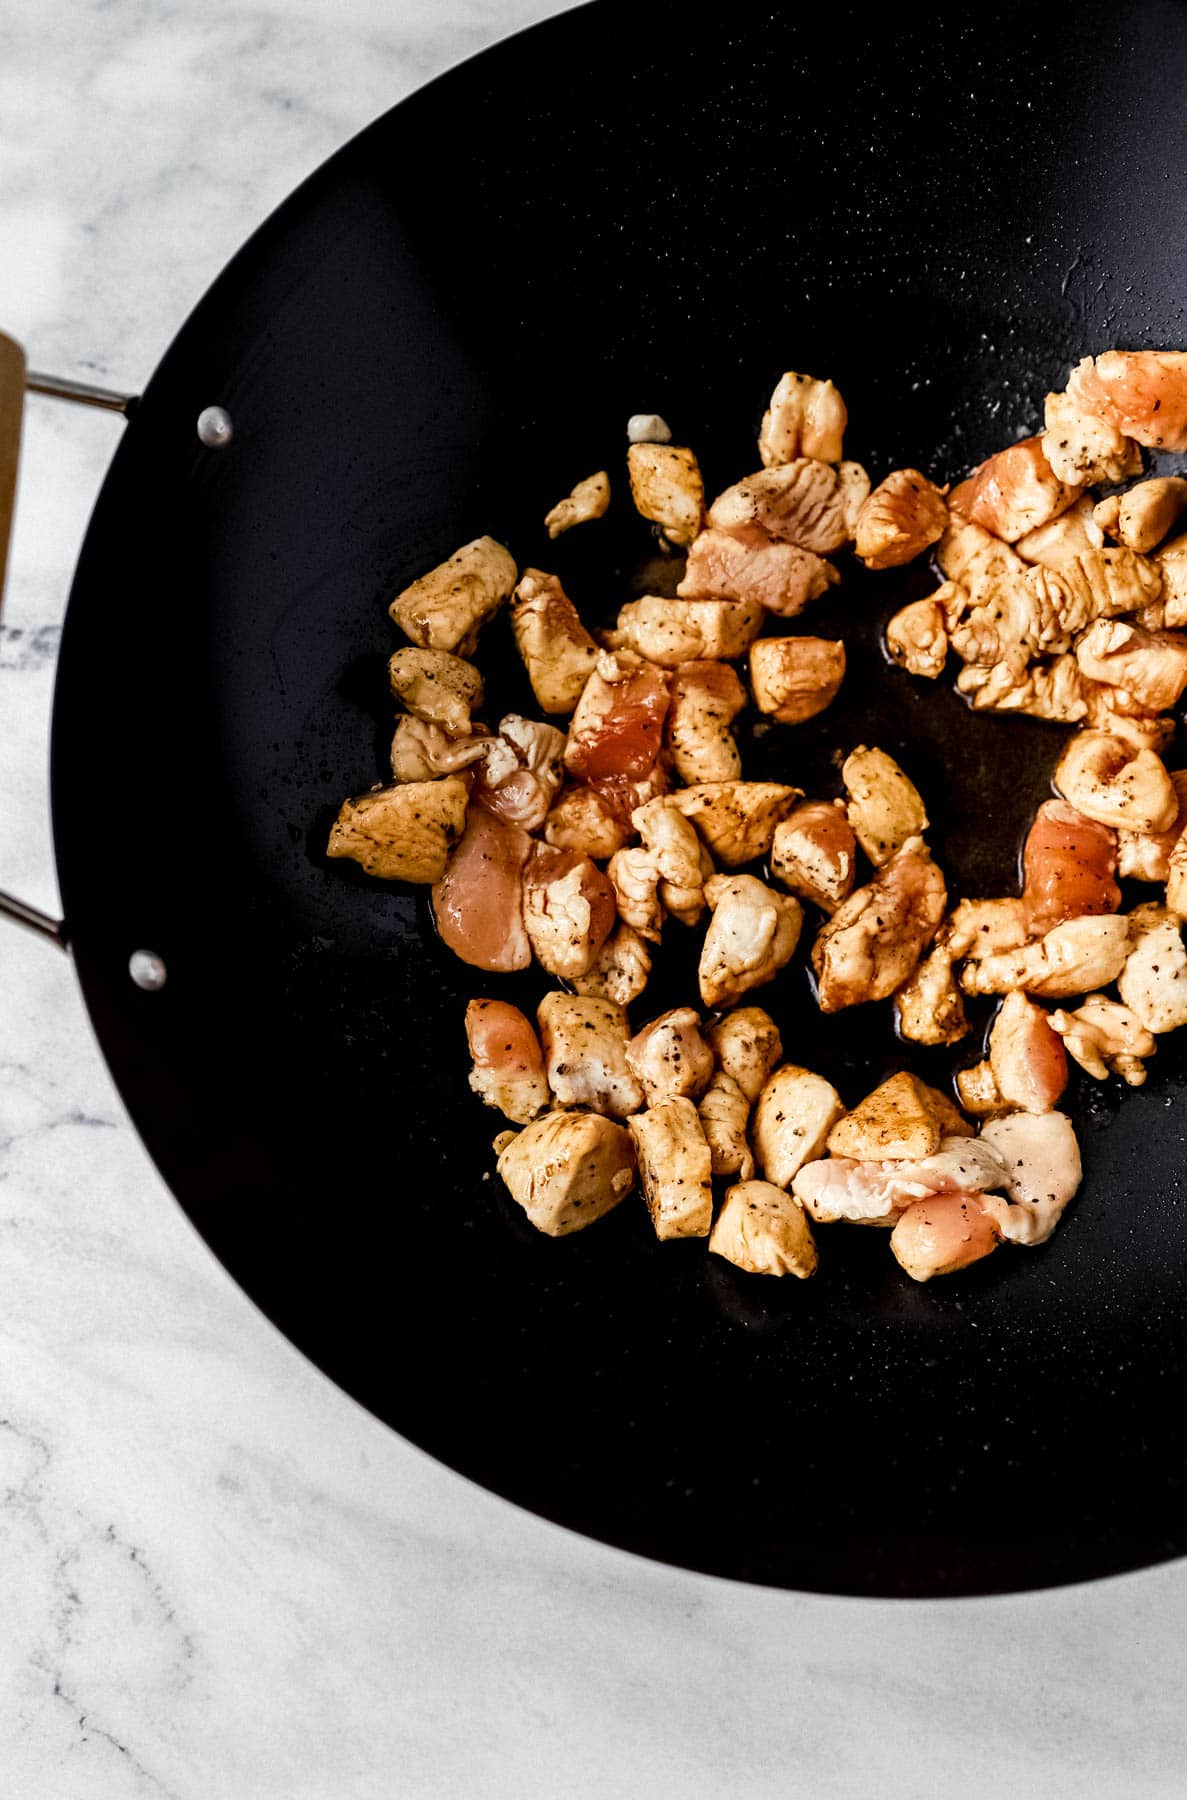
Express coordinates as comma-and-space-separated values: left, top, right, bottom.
1157, 533, 1187, 628
677, 528, 838, 616
544, 470, 611, 539
670, 780, 800, 867
939, 896, 1034, 960
473, 715, 567, 832
1048, 994, 1155, 1086
1021, 798, 1120, 931
707, 459, 852, 554
698, 1072, 755, 1178
465, 999, 550, 1124
890, 1194, 1001, 1283
812, 838, 947, 1012
496, 1111, 636, 1237
854, 469, 949, 569
511, 569, 599, 714
1015, 494, 1107, 565
1054, 731, 1178, 833
1064, 350, 1187, 452
748, 636, 846, 724
632, 796, 713, 926
827, 1072, 945, 1162
544, 785, 633, 860
960, 914, 1131, 998
665, 661, 746, 784
390, 716, 490, 782
709, 1181, 818, 1278
626, 1007, 716, 1107
752, 1065, 845, 1188
698, 874, 803, 1008
987, 990, 1069, 1114
564, 650, 670, 782
627, 442, 704, 547
1027, 548, 1163, 637
770, 800, 857, 913
327, 777, 468, 883
388, 647, 483, 736
955, 1061, 1005, 1117
842, 746, 928, 866
1117, 904, 1187, 1033
949, 435, 1080, 543
522, 845, 616, 979
1094, 477, 1187, 554
894, 945, 969, 1046
572, 922, 652, 1008
1116, 771, 1187, 881
936, 514, 1028, 589
537, 992, 645, 1118
432, 807, 532, 971
607, 846, 664, 942
706, 1006, 783, 1102
628, 1097, 714, 1239
390, 536, 517, 655
919, 1082, 974, 1140
1040, 387, 1143, 486
1074, 619, 1187, 714
956, 656, 1088, 724
608, 595, 765, 665
1079, 684, 1174, 754
837, 461, 872, 535
586, 762, 672, 830
759, 370, 847, 466
947, 576, 1064, 671
885, 594, 952, 679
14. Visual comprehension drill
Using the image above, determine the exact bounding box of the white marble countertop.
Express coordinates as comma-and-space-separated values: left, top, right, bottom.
2, 2, 1186, 1794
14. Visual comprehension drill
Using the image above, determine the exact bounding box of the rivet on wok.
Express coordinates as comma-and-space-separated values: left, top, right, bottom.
196, 405, 233, 447
129, 949, 167, 991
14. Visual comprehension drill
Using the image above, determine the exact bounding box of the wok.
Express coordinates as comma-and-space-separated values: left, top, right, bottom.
6, 0, 1187, 1596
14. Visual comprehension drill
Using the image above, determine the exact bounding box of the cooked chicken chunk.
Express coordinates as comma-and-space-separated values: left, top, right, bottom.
759, 370, 847, 466
709, 1181, 818, 1278
388, 647, 483, 736
885, 595, 951, 679
496, 1112, 636, 1237
627, 442, 704, 547
1040, 387, 1142, 486
698, 1072, 755, 1178
842, 746, 928, 866
1157, 533, 1187, 628
1054, 731, 1177, 833
465, 999, 549, 1124
706, 1006, 783, 1102
698, 874, 803, 1008
956, 654, 1088, 725
854, 469, 948, 569
670, 780, 799, 867
572, 922, 652, 1008
632, 796, 713, 926
937, 514, 1028, 588
939, 897, 1035, 960
1015, 494, 1107, 565
977, 1111, 1081, 1246
837, 461, 872, 535
1028, 548, 1163, 637
390, 716, 489, 782
626, 1008, 715, 1107
1079, 682, 1173, 752
677, 528, 838, 617
707, 459, 851, 554
1021, 798, 1119, 930
949, 435, 1080, 542
1116, 771, 1187, 882
665, 660, 746, 784
890, 1194, 1001, 1282
608, 594, 765, 665
1048, 994, 1154, 1086
894, 946, 969, 1046
607, 846, 664, 942
390, 535, 517, 655
510, 569, 599, 714
564, 650, 670, 781
628, 1097, 714, 1239
474, 715, 567, 831
827, 1071, 944, 1162
1116, 905, 1187, 1034
537, 992, 644, 1118
1064, 349, 1187, 452
960, 913, 1131, 998
544, 470, 611, 539
987, 990, 1068, 1114
432, 806, 532, 971
794, 1138, 1007, 1225
955, 1061, 1005, 1117
1096, 477, 1187, 554
752, 1065, 845, 1189
1074, 619, 1187, 714
327, 777, 469, 883
812, 838, 946, 1011
522, 845, 616, 979
748, 635, 846, 724
770, 800, 857, 913
544, 784, 633, 860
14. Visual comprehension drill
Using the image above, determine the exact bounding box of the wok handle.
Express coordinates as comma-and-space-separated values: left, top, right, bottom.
0, 330, 136, 949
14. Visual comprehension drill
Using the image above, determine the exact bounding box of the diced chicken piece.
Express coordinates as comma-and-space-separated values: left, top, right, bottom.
1158, 533, 1187, 628
698, 1072, 755, 1178
890, 1194, 1001, 1282
388, 647, 483, 736
510, 570, 599, 715
699, 874, 803, 1008
671, 780, 799, 867
572, 922, 652, 1008
496, 1112, 636, 1237
842, 746, 928, 867
1074, 619, 1187, 714
537, 993, 644, 1118
759, 370, 847, 466
826, 1071, 949, 1162
753, 1065, 845, 1189
940, 897, 1035, 960
627, 413, 671, 444
627, 442, 704, 547
1021, 798, 1120, 930
748, 636, 846, 724
1117, 904, 1187, 1033
709, 1181, 818, 1278
837, 461, 872, 535
1116, 770, 1187, 881
937, 515, 1028, 588
1095, 477, 1187, 554
987, 990, 1068, 1114
607, 846, 664, 942
1048, 994, 1154, 1087
587, 762, 672, 831
812, 839, 947, 1011
960, 913, 1131, 998
793, 1138, 1008, 1225
328, 777, 468, 883
522, 845, 616, 979
390, 536, 516, 655
626, 1007, 715, 1106
632, 796, 712, 926
770, 800, 857, 914
665, 660, 745, 785
885, 595, 951, 679
956, 655, 1088, 724
608, 594, 765, 665
1080, 680, 1175, 752
894, 945, 969, 1046
677, 528, 839, 617
431, 807, 532, 971
474, 715, 567, 832
1028, 549, 1163, 637
1054, 731, 1177, 833
465, 1000, 549, 1124
1041, 387, 1142, 486
920, 1083, 974, 1139
544, 784, 633, 860
544, 470, 611, 539
949, 435, 1080, 542
564, 650, 670, 782
854, 469, 948, 569
390, 716, 490, 782
707, 459, 851, 554
1065, 350, 1187, 452
955, 1061, 1005, 1117
1015, 494, 1107, 565
628, 1097, 713, 1239
977, 1111, 1081, 1246
706, 1006, 783, 1103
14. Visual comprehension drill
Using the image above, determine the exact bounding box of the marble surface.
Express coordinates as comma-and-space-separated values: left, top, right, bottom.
2, 2, 1186, 1794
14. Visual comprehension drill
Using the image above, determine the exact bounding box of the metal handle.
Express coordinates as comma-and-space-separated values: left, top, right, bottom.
0, 330, 137, 948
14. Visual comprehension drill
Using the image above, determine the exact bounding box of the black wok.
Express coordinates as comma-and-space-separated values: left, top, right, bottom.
16, 0, 1187, 1595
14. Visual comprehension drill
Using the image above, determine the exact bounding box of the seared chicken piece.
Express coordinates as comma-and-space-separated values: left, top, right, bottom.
607, 846, 664, 942
1064, 349, 1187, 452
496, 1112, 636, 1237
670, 780, 799, 867
474, 715, 567, 832
987, 990, 1068, 1114
854, 469, 948, 569
564, 650, 670, 782
960, 913, 1131, 998
537, 992, 644, 1118
1095, 477, 1187, 554
1049, 994, 1154, 1087
949, 435, 1080, 542
955, 1061, 1005, 1117
1116, 771, 1187, 881
698, 1072, 755, 1179
628, 1097, 714, 1239
388, 647, 483, 736
890, 1194, 1001, 1282
544, 785, 633, 860
1040, 387, 1142, 487
1157, 533, 1187, 628
1015, 494, 1107, 565
937, 514, 1028, 588
770, 800, 857, 913
677, 528, 838, 617
753, 1065, 845, 1189
956, 654, 1088, 725
608, 594, 765, 665
795, 1138, 1007, 1225
327, 777, 468, 883
921, 1083, 975, 1139
1074, 619, 1187, 714
465, 999, 549, 1124
885, 594, 951, 679
1117, 904, 1187, 1034
827, 1071, 941, 1162
759, 370, 847, 466
666, 660, 746, 784
1054, 731, 1177, 833
586, 762, 672, 830
1028, 548, 1163, 637
842, 746, 928, 867
812, 838, 947, 1011
837, 461, 872, 534
632, 796, 713, 926
511, 570, 599, 715
707, 459, 851, 554
626, 1007, 715, 1106
544, 470, 611, 539
698, 874, 803, 1008
390, 535, 517, 655
627, 442, 704, 547
706, 1006, 783, 1102
709, 1181, 818, 1278
1080, 680, 1174, 752
749, 636, 846, 724
1021, 798, 1119, 930
940, 897, 1034, 960
894, 945, 969, 1046
390, 716, 489, 782
977, 1111, 1081, 1246
522, 845, 616, 979
572, 922, 652, 1008
432, 807, 532, 971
